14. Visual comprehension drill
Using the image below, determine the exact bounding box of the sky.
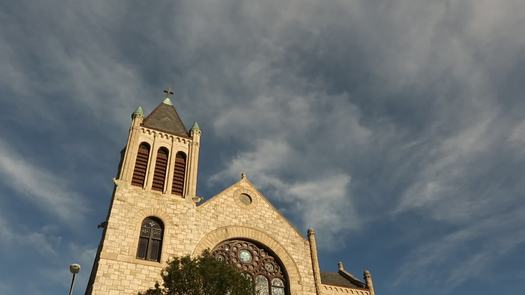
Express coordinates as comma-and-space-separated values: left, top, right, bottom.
0, 0, 524, 294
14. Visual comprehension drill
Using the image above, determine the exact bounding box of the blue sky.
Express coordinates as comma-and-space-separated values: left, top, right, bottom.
1, 0, 525, 294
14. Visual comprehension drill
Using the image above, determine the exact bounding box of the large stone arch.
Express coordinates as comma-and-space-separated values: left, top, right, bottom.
192, 226, 302, 290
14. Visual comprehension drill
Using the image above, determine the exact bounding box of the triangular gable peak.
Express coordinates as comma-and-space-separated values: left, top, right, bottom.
142, 98, 189, 137
197, 174, 307, 242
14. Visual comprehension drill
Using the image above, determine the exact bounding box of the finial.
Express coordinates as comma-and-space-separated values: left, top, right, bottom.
163, 87, 174, 98
364, 269, 371, 276
191, 121, 200, 131
241, 172, 247, 180
307, 228, 315, 236
338, 262, 345, 271
162, 88, 174, 105
163, 97, 173, 105
132, 106, 144, 118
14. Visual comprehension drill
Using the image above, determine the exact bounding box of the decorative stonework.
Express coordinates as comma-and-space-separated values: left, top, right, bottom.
140, 127, 190, 143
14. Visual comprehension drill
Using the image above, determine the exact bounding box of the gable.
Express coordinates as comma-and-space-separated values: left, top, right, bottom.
197, 177, 307, 243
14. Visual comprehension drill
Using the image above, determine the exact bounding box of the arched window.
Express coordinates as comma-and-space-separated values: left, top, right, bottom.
152, 147, 169, 191
131, 142, 150, 187
171, 151, 186, 196
136, 217, 163, 262
212, 239, 289, 295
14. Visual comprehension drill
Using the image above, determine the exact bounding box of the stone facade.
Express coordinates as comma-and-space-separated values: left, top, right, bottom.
86, 98, 375, 295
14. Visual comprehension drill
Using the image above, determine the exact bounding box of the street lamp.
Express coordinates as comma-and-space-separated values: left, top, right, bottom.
68, 264, 81, 295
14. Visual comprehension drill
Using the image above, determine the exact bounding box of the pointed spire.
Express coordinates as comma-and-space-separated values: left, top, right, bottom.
132, 106, 144, 118
142, 98, 188, 137
191, 121, 200, 131
162, 97, 173, 105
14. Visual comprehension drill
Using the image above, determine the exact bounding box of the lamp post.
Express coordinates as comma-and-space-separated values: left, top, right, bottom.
68, 264, 81, 295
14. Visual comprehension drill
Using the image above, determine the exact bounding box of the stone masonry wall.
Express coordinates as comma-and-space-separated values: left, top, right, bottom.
89, 177, 318, 295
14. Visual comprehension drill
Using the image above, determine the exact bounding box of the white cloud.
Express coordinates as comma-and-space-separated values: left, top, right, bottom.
211, 139, 358, 249
0, 139, 88, 224
0, 0, 524, 292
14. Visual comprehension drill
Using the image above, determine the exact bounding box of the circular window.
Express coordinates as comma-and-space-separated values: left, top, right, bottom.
239, 250, 252, 263
239, 193, 252, 205
213, 240, 288, 294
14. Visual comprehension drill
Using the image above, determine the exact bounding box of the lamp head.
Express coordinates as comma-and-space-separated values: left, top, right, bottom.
69, 264, 81, 274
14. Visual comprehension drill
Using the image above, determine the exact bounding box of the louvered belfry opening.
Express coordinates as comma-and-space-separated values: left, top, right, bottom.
136, 217, 163, 262
131, 143, 150, 187
172, 152, 186, 196
151, 147, 169, 192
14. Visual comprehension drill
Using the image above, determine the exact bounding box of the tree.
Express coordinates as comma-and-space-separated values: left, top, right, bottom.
139, 250, 253, 295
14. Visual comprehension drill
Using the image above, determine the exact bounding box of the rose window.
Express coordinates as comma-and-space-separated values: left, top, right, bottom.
212, 239, 288, 295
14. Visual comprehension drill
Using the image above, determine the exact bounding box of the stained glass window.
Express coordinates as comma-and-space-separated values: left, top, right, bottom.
255, 275, 269, 295
271, 278, 285, 295
136, 217, 163, 262
212, 239, 288, 294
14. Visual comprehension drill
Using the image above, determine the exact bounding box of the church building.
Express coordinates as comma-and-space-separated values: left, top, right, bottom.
85, 93, 376, 295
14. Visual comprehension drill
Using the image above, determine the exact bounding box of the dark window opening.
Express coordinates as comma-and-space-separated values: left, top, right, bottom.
131, 143, 150, 187
136, 217, 163, 262
152, 148, 169, 191
172, 152, 186, 196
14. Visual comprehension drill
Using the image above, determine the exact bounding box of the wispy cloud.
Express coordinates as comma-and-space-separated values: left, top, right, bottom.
211, 139, 359, 248
1, 0, 525, 294
0, 215, 60, 257
0, 139, 88, 224
394, 209, 525, 288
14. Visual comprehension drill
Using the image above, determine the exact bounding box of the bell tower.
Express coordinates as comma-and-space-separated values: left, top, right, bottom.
85, 91, 201, 294
118, 93, 200, 198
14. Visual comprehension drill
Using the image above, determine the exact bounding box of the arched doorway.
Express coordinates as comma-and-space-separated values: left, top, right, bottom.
212, 239, 288, 295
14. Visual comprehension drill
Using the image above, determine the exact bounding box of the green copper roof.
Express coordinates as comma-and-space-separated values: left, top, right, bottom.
191, 121, 200, 130
132, 106, 144, 117
162, 97, 173, 105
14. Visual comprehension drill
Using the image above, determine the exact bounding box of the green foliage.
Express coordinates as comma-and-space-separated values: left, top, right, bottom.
139, 250, 253, 295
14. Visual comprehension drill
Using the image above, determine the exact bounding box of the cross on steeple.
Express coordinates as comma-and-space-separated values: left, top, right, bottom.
163, 87, 174, 98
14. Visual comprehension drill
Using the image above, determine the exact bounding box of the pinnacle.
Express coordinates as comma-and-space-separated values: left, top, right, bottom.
132, 106, 144, 117
191, 121, 200, 130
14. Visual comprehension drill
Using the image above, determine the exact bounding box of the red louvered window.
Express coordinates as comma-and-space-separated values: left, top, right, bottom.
136, 217, 163, 262
172, 152, 186, 196
131, 143, 150, 187
152, 148, 169, 192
